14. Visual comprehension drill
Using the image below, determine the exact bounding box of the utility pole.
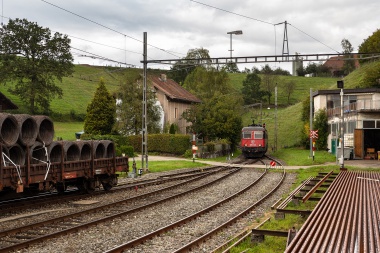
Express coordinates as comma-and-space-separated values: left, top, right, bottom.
141, 32, 148, 172
274, 85, 278, 151
310, 88, 313, 158
338, 80, 345, 169
275, 21, 289, 61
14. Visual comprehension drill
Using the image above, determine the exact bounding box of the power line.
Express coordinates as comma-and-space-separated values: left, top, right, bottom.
41, 0, 183, 58
71, 47, 136, 67
190, 0, 340, 53
190, 0, 274, 25
288, 23, 340, 53
69, 34, 141, 55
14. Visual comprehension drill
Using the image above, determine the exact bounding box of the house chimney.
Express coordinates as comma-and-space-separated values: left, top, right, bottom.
160, 74, 167, 82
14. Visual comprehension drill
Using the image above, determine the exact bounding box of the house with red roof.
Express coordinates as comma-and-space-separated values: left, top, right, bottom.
150, 74, 201, 134
323, 55, 360, 77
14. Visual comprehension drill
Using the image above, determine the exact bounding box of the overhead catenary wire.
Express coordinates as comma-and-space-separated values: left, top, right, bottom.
190, 0, 340, 54
41, 0, 183, 59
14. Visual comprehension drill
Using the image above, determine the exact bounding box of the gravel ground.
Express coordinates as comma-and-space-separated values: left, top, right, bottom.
3, 167, 296, 253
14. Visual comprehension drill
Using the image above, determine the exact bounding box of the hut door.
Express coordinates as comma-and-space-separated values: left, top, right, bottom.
354, 129, 363, 158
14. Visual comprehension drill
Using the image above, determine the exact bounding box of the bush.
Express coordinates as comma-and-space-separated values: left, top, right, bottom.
205, 141, 215, 152
81, 133, 191, 156
115, 145, 134, 157
183, 149, 193, 158
127, 134, 191, 156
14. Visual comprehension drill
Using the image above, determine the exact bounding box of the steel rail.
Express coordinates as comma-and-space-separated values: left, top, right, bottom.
211, 217, 271, 253
286, 171, 380, 252
276, 176, 313, 209
302, 171, 333, 203
285, 171, 343, 252
0, 166, 239, 252
0, 166, 221, 215
173, 169, 286, 253
105, 168, 270, 253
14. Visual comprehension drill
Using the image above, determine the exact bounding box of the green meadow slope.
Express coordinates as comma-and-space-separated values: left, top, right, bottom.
3, 62, 376, 146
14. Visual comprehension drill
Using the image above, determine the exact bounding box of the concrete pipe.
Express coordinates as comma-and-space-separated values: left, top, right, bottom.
14, 114, 38, 147
76, 141, 92, 160
47, 141, 63, 163
0, 113, 19, 147
33, 115, 54, 146
7, 143, 26, 166
63, 141, 80, 161
93, 141, 106, 159
102, 140, 115, 158
29, 141, 48, 164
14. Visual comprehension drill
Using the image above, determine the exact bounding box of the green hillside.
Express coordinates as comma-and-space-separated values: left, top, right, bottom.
0, 65, 145, 116
1, 62, 375, 146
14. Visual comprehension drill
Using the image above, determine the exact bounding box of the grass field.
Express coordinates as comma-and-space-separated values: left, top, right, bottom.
54, 121, 84, 141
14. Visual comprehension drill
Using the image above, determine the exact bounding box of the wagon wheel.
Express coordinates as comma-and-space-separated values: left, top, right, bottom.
56, 182, 66, 194
101, 182, 113, 191
77, 179, 95, 194
86, 180, 96, 194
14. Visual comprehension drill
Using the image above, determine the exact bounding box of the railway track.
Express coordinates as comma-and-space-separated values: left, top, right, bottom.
0, 166, 221, 214
0, 166, 239, 252
104, 167, 286, 252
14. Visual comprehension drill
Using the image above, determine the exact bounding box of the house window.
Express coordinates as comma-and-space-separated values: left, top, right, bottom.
174, 108, 178, 119
363, 120, 375, 129
347, 121, 356, 133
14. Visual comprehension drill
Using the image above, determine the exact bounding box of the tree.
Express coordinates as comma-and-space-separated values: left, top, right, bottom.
241, 73, 264, 105
358, 29, 380, 64
168, 48, 211, 84
222, 61, 240, 73
358, 60, 380, 88
0, 18, 74, 114
281, 80, 296, 105
182, 67, 242, 149
183, 66, 233, 100
114, 72, 161, 135
261, 65, 279, 104
84, 79, 116, 135
182, 93, 243, 149
313, 109, 328, 150
300, 95, 311, 148
341, 38, 355, 75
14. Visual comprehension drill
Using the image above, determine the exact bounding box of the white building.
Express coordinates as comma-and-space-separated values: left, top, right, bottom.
313, 88, 380, 159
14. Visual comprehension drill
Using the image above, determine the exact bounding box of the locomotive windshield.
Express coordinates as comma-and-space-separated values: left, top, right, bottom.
254, 131, 263, 139
242, 131, 251, 139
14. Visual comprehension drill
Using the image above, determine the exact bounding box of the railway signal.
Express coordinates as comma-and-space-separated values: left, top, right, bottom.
309, 130, 318, 139
309, 130, 318, 161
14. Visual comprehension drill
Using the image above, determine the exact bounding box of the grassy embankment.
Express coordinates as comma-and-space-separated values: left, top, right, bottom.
0, 65, 339, 145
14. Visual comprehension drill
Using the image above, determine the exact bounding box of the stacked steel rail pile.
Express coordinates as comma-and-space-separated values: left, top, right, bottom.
285, 170, 380, 252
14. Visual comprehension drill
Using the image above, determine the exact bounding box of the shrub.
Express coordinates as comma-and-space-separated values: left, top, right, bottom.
205, 141, 215, 152
183, 149, 193, 158
115, 145, 134, 157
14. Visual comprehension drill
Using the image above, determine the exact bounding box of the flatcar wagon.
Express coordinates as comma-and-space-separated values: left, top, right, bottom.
0, 113, 129, 198
241, 123, 268, 158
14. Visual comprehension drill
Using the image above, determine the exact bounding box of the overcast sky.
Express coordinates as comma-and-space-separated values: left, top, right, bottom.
2, 0, 379, 72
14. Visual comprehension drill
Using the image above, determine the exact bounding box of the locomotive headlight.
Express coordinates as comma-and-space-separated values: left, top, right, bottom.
259, 144, 262, 147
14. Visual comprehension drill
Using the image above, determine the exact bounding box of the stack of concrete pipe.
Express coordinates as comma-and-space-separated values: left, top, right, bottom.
0, 113, 114, 166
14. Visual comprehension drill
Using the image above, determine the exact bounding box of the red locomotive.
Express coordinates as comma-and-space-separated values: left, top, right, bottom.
241, 122, 268, 158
